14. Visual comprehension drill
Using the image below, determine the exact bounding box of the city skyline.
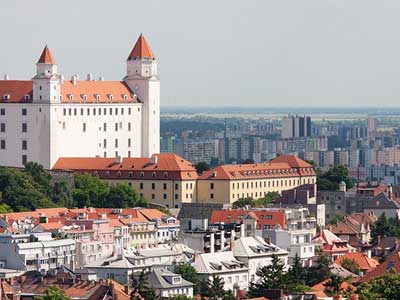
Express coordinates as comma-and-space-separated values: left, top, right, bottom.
2, 1, 400, 107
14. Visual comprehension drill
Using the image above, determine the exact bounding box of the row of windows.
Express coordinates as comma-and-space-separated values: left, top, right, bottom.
230, 178, 315, 190
138, 182, 182, 190
63, 107, 140, 116
63, 122, 134, 133
0, 123, 27, 133
231, 191, 278, 199
0, 140, 28, 150
0, 108, 28, 116
102, 138, 132, 149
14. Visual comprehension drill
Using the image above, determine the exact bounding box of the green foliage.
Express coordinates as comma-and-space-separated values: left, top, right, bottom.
210, 157, 223, 168
248, 254, 287, 297
37, 286, 70, 300
194, 161, 211, 174
357, 270, 400, 300
341, 258, 360, 275
304, 254, 332, 286
371, 213, 400, 243
0, 164, 147, 212
329, 214, 345, 225
317, 165, 355, 191
323, 274, 348, 297
131, 270, 159, 300
232, 192, 280, 208
174, 264, 200, 295
205, 276, 226, 300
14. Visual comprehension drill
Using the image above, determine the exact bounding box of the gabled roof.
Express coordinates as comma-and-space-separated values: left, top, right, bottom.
358, 251, 400, 283
335, 252, 379, 271
364, 192, 400, 209
270, 155, 313, 168
127, 34, 155, 60
37, 45, 56, 64
144, 267, 193, 289
0, 80, 33, 103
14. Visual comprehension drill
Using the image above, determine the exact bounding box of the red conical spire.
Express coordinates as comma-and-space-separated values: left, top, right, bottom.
127, 34, 155, 60
37, 45, 56, 64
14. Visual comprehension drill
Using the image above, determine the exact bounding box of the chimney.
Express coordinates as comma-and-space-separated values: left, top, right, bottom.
87, 73, 93, 81
124, 285, 129, 294
71, 75, 77, 86
151, 155, 158, 164
3, 74, 9, 80
115, 156, 122, 164
99, 76, 104, 81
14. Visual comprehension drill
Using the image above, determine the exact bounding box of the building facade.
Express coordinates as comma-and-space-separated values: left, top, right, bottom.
0, 35, 160, 169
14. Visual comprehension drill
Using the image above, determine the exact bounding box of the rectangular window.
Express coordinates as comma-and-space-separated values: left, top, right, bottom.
128, 108, 131, 115
210, 193, 214, 199
83, 123, 86, 132
68, 108, 72, 115
109, 108, 112, 115
121, 108, 124, 115
115, 139, 118, 148
163, 183, 167, 190
103, 123, 107, 131
115, 108, 118, 115
163, 194, 167, 200
128, 150, 131, 157
63, 108, 66, 116
22, 140, 27, 150
87, 108, 90, 115
175, 183, 179, 190
22, 108, 27, 116
22, 155, 27, 165
0, 140, 5, 149
0, 123, 5, 132
210, 183, 214, 189
0, 109, 5, 115
81, 108, 84, 115
104, 108, 107, 115
152, 183, 156, 190
74, 108, 77, 115
93, 108, 96, 115
128, 123, 131, 131
115, 123, 118, 131
128, 138, 131, 147
103, 139, 107, 148
22, 123, 27, 133
140, 183, 144, 189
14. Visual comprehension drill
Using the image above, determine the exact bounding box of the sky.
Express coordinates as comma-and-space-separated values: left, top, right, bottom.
1, 0, 400, 107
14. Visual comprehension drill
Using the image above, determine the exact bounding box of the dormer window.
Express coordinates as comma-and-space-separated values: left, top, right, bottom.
24, 95, 30, 101
82, 94, 88, 101
108, 94, 113, 101
3, 94, 10, 101
117, 171, 121, 177
163, 172, 168, 178
128, 171, 133, 178
140, 171, 144, 177
105, 171, 110, 177
172, 276, 182, 284
123, 94, 128, 101
95, 94, 100, 102
68, 94, 73, 101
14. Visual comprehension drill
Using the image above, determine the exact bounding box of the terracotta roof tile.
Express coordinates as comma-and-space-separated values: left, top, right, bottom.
335, 252, 379, 271
127, 34, 155, 60
37, 45, 56, 64
358, 250, 400, 283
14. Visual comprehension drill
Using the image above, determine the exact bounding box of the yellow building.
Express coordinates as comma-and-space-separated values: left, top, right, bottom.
53, 154, 316, 207
197, 155, 316, 204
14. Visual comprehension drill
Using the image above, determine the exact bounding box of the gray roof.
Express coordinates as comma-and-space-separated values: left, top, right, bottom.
364, 193, 400, 209
178, 203, 224, 219
143, 267, 194, 289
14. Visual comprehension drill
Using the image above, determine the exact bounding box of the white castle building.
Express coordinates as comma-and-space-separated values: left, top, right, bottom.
0, 35, 160, 169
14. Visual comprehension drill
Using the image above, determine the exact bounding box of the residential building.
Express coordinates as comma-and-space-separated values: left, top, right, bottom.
197, 155, 317, 205
363, 192, 400, 219
312, 229, 355, 262
231, 237, 288, 283
281, 115, 312, 139
192, 251, 249, 291
0, 232, 75, 273
0, 35, 160, 169
53, 153, 198, 209
144, 267, 194, 298
334, 253, 379, 275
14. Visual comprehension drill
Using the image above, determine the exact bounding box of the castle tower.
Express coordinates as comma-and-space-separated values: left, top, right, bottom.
32, 45, 61, 104
124, 35, 160, 157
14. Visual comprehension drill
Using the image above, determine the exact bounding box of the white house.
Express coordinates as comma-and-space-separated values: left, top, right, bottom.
232, 236, 288, 284
192, 251, 249, 291
0, 34, 160, 169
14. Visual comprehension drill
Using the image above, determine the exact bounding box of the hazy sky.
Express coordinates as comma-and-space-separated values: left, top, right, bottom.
1, 1, 400, 107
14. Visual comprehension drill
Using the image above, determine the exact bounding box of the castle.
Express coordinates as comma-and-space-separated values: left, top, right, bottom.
0, 34, 160, 169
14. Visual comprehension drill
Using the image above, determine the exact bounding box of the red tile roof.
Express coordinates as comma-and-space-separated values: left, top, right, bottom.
0, 80, 33, 103
209, 209, 286, 229
199, 155, 315, 180
128, 34, 155, 60
335, 253, 379, 272
270, 155, 313, 168
358, 251, 400, 283
37, 45, 56, 64
311, 279, 355, 298
52, 153, 197, 180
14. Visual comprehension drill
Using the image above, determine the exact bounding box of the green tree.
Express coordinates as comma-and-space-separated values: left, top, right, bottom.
72, 173, 109, 207
174, 264, 200, 295
131, 270, 159, 300
317, 165, 354, 191
206, 276, 225, 300
371, 213, 398, 243
329, 214, 345, 225
108, 182, 147, 208
195, 162, 211, 174
248, 254, 287, 297
305, 254, 332, 286
341, 258, 360, 275
357, 270, 400, 300
37, 286, 70, 300
51, 180, 73, 207
24, 162, 52, 195
254, 191, 280, 207
232, 197, 254, 208
323, 275, 347, 297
